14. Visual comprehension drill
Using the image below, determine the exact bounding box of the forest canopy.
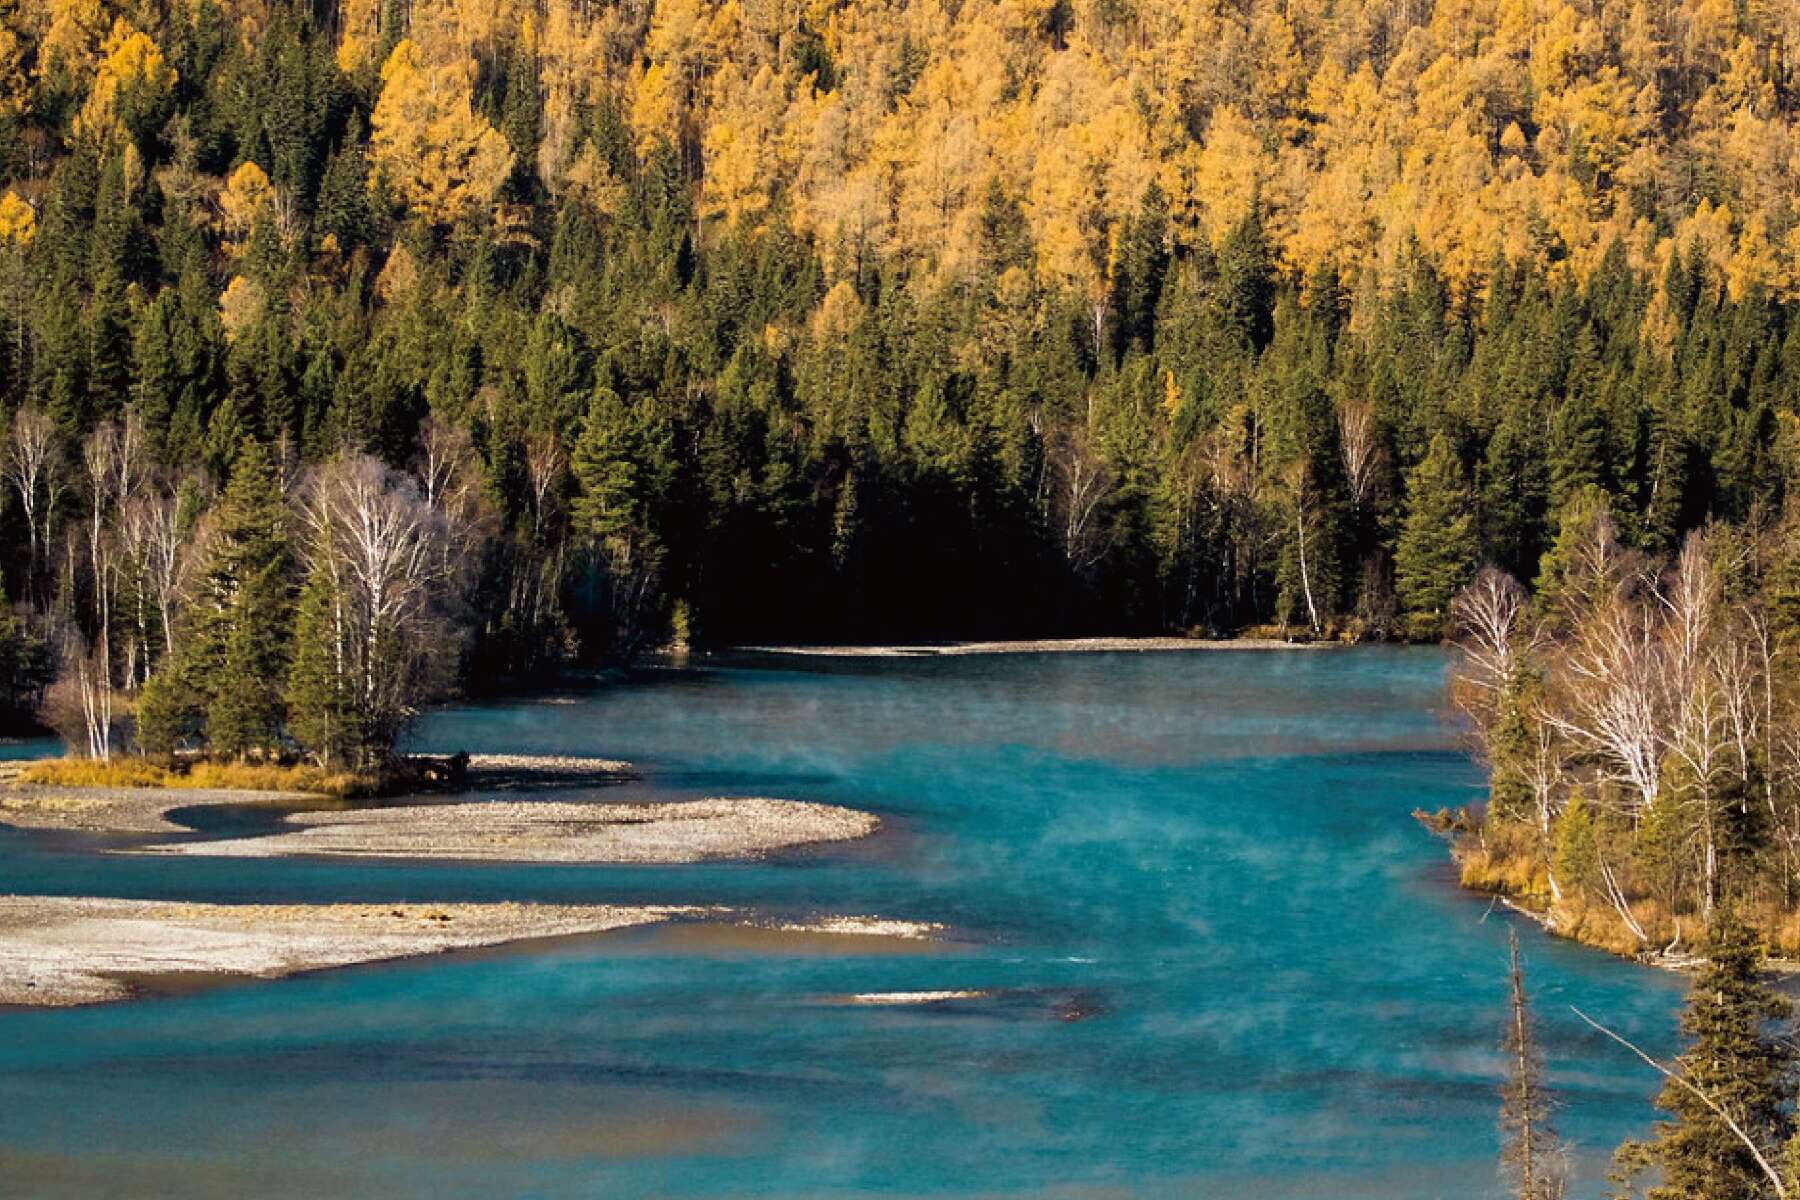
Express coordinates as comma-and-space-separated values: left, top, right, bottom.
0, 0, 1799, 760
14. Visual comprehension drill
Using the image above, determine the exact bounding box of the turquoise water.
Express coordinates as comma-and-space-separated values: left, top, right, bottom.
0, 648, 1682, 1197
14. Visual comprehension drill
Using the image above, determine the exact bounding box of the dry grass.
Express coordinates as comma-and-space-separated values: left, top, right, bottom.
19, 758, 171, 789
1541, 895, 1659, 957
1754, 908, 1800, 958
178, 761, 367, 797
1458, 846, 1550, 898
20, 758, 370, 797
1455, 821, 1552, 901
1442, 815, 1800, 965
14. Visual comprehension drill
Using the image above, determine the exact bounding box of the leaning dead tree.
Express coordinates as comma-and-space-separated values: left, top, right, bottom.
1499, 930, 1565, 1200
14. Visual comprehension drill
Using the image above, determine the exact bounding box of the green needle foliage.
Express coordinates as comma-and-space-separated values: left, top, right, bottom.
1613, 912, 1794, 1200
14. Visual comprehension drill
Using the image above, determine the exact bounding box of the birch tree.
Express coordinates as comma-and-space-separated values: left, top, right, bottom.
3, 408, 65, 604
295, 453, 457, 768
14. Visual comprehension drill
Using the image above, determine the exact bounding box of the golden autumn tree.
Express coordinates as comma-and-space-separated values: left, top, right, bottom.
370, 39, 513, 229
41, 0, 110, 79
73, 19, 177, 141
0, 188, 32, 364
0, 0, 29, 116
217, 160, 275, 256
0, 190, 32, 246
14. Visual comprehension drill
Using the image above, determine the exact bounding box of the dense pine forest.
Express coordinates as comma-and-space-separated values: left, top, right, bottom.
0, 0, 1799, 761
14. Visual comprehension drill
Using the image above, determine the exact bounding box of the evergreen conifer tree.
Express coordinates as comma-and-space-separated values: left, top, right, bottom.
180, 439, 293, 758
1614, 910, 1793, 1200
1396, 433, 1477, 638
286, 561, 357, 770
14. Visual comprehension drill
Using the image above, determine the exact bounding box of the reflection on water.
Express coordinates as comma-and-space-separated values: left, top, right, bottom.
0, 648, 1681, 1198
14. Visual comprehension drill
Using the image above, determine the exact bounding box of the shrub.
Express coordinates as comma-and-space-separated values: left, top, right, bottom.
21, 758, 172, 788
20, 756, 371, 797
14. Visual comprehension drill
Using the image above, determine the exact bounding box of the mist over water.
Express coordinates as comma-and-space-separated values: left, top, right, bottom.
0, 647, 1682, 1197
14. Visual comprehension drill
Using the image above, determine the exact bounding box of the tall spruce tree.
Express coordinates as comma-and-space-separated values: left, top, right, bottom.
1395, 433, 1478, 638
285, 561, 358, 770
1614, 911, 1794, 1200
181, 439, 294, 758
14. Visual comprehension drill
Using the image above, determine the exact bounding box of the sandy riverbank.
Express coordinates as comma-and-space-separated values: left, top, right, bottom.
144, 796, 880, 863
734, 636, 1327, 657
0, 897, 700, 1006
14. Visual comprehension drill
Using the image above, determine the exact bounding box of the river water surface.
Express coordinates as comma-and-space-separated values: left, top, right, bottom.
0, 647, 1682, 1197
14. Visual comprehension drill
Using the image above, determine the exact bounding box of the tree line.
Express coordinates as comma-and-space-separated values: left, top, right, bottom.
0, 1, 1798, 764
1449, 489, 1800, 958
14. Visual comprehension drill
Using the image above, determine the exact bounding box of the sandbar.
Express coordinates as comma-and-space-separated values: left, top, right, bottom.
0, 896, 698, 1006
145, 796, 879, 863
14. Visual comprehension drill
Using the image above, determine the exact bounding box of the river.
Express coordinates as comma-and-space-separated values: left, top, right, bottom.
0, 646, 1682, 1197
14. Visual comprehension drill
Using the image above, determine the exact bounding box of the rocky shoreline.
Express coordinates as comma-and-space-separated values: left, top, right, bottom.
0, 754, 879, 865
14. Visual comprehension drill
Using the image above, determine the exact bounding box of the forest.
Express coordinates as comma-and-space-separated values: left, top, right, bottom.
0, 0, 1798, 764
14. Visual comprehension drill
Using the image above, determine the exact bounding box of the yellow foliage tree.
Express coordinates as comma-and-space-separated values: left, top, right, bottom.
0, 2, 27, 116
41, 0, 110, 79
217, 276, 264, 342
0, 190, 34, 246
370, 40, 514, 229
73, 19, 176, 139
217, 160, 275, 252
629, 62, 681, 159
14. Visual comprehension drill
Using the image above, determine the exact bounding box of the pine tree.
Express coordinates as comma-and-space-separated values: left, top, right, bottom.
571, 387, 669, 659
1395, 433, 1477, 638
1549, 790, 1598, 899
1483, 398, 1550, 579
1615, 910, 1794, 1200
1486, 664, 1543, 829
315, 120, 377, 253
132, 666, 193, 759
1215, 205, 1274, 352
1547, 388, 1606, 518
1533, 485, 1614, 633
180, 439, 293, 758
1111, 182, 1170, 357
0, 583, 48, 732
286, 561, 357, 770
1500, 929, 1564, 1200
